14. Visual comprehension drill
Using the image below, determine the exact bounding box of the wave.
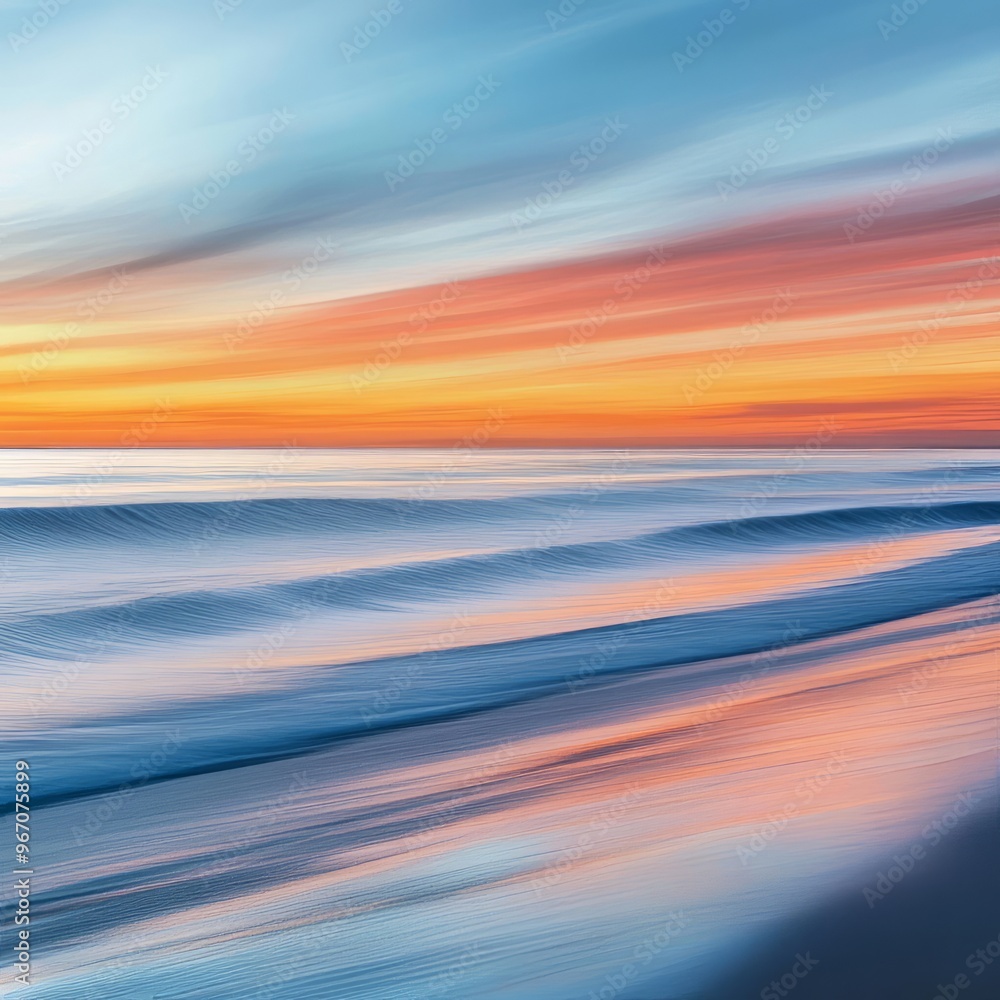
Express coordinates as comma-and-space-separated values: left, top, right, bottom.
4, 499, 999, 644
10, 536, 1000, 807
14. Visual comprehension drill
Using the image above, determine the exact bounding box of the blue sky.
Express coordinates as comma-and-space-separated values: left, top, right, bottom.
1, 0, 996, 313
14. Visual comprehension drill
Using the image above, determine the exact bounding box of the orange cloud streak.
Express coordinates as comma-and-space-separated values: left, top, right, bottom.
2, 196, 997, 446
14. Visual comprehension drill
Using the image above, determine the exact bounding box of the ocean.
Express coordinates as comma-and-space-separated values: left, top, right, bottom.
3, 448, 999, 999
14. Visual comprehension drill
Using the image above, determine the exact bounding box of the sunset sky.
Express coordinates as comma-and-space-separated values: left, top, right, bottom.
1, 0, 997, 446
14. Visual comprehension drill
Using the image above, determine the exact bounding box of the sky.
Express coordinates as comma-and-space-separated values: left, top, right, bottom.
0, 0, 997, 446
